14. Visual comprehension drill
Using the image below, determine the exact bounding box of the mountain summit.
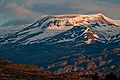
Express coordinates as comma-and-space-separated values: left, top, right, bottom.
32, 13, 120, 30
47, 13, 120, 30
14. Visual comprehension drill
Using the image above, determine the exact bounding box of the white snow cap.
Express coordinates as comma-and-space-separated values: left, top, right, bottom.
47, 13, 120, 30
50, 13, 120, 26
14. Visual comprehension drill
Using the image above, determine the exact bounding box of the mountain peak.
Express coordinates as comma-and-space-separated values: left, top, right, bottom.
45, 13, 120, 30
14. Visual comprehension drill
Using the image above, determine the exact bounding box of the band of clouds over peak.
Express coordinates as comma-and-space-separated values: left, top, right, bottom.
0, 0, 120, 26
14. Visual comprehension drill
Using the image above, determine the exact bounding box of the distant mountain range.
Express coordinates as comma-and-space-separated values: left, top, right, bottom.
0, 13, 120, 74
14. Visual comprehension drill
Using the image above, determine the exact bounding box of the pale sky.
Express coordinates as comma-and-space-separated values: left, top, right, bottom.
0, 0, 120, 26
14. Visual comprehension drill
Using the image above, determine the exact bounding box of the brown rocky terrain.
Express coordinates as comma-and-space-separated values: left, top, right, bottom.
0, 59, 55, 80
0, 59, 95, 80
0, 59, 119, 80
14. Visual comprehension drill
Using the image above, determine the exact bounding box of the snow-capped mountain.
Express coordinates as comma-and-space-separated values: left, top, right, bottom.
0, 13, 120, 45
0, 13, 120, 73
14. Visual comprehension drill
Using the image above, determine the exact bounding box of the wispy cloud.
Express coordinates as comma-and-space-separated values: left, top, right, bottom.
6, 3, 31, 16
